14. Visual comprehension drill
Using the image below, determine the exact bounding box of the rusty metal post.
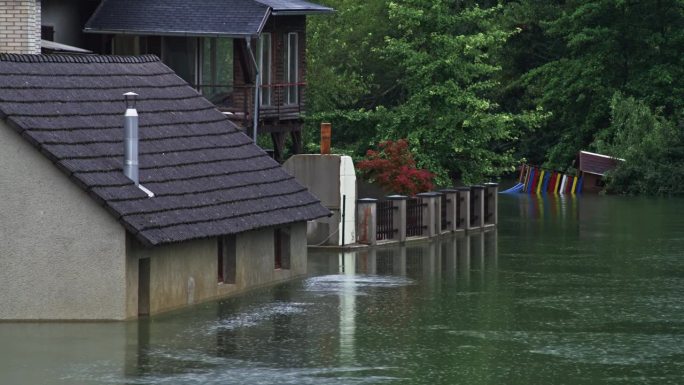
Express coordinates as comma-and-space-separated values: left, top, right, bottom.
356, 198, 377, 245
321, 122, 331, 154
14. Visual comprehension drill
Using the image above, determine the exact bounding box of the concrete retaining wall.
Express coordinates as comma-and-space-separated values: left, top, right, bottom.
283, 154, 355, 246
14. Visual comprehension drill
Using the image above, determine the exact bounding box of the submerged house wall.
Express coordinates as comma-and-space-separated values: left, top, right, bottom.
127, 222, 307, 316
0, 121, 128, 321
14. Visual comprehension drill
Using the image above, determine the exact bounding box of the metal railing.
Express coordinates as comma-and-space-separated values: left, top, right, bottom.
376, 200, 396, 240
406, 198, 426, 237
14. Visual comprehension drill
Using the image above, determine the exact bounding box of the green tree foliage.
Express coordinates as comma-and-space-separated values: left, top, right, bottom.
305, 0, 396, 155
308, 1, 543, 184
376, 1, 544, 184
595, 94, 684, 195
306, 1, 684, 193
510, 0, 684, 168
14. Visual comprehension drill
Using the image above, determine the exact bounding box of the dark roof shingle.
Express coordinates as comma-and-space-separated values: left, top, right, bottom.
85, 0, 271, 37
0, 54, 329, 246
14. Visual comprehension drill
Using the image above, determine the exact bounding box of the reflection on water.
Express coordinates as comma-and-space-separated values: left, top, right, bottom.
4, 194, 684, 384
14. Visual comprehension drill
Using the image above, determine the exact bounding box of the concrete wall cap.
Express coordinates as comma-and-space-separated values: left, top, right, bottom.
470, 185, 485, 190
438, 188, 459, 193
386, 194, 408, 200
454, 186, 471, 191
357, 198, 378, 203
484, 182, 499, 187
416, 192, 441, 197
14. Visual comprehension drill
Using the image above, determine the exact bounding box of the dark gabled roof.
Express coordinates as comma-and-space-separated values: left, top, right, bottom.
253, 0, 334, 15
579, 151, 624, 176
0, 54, 329, 246
84, 0, 271, 37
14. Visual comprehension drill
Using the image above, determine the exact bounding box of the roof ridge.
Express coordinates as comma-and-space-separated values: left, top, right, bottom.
0, 54, 160, 64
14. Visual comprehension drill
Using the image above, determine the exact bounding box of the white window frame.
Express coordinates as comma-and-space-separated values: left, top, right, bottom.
258, 33, 272, 106
285, 32, 299, 105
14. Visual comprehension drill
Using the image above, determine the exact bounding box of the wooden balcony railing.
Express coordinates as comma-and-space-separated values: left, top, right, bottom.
193, 82, 306, 128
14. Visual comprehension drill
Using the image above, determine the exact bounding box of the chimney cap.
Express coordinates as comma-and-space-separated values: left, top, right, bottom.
123, 92, 138, 108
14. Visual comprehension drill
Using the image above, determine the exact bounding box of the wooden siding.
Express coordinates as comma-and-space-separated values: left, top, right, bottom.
230, 15, 307, 130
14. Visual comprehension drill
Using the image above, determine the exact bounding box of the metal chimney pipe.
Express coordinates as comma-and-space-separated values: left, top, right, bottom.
123, 92, 139, 185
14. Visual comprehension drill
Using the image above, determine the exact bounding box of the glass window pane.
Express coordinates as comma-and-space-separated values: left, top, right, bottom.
162, 36, 197, 85
201, 38, 233, 105
259, 33, 272, 106
287, 33, 298, 104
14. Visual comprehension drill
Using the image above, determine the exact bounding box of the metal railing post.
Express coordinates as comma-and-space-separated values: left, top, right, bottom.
356, 198, 377, 245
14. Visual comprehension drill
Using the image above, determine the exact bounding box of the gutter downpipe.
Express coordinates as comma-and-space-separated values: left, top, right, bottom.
245, 37, 260, 144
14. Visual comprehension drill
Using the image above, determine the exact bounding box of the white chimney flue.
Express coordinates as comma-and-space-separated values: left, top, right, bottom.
123, 92, 139, 185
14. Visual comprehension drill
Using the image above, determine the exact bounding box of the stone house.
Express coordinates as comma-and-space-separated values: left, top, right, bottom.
0, 53, 329, 320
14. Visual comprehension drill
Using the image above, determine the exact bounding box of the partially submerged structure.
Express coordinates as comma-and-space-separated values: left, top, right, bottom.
0, 54, 329, 320
578, 150, 624, 193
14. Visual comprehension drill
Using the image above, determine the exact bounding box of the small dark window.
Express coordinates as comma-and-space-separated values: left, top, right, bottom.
41, 25, 54, 41
218, 235, 236, 284
274, 227, 291, 270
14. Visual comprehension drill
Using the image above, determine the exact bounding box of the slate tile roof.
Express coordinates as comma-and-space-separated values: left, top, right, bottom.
0, 54, 329, 246
579, 151, 624, 176
85, 0, 271, 37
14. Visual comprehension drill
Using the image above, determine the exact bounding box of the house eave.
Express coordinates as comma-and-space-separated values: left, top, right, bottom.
83, 28, 259, 39
270, 9, 334, 16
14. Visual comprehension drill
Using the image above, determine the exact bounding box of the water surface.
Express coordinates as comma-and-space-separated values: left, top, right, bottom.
2, 194, 684, 384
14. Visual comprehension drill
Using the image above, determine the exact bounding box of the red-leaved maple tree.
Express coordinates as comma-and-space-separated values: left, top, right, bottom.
357, 139, 434, 196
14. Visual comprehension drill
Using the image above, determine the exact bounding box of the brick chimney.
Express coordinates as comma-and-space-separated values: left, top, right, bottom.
0, 1, 41, 54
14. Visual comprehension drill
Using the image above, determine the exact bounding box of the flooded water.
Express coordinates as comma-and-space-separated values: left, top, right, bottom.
2, 194, 684, 384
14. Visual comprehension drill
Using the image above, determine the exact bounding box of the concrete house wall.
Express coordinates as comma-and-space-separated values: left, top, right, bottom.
127, 223, 308, 316
0, 121, 129, 321
1, 119, 309, 320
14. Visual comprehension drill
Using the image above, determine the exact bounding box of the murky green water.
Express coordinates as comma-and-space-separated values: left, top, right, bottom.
2, 194, 684, 384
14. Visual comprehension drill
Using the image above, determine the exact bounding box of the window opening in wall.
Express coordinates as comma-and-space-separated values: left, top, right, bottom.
258, 33, 272, 106
274, 227, 291, 270
138, 258, 150, 316
161, 36, 198, 85
112, 35, 139, 55
218, 235, 236, 284
285, 32, 298, 105
41, 25, 54, 41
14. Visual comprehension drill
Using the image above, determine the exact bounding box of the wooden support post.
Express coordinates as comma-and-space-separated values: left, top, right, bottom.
271, 132, 287, 162
290, 129, 303, 154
